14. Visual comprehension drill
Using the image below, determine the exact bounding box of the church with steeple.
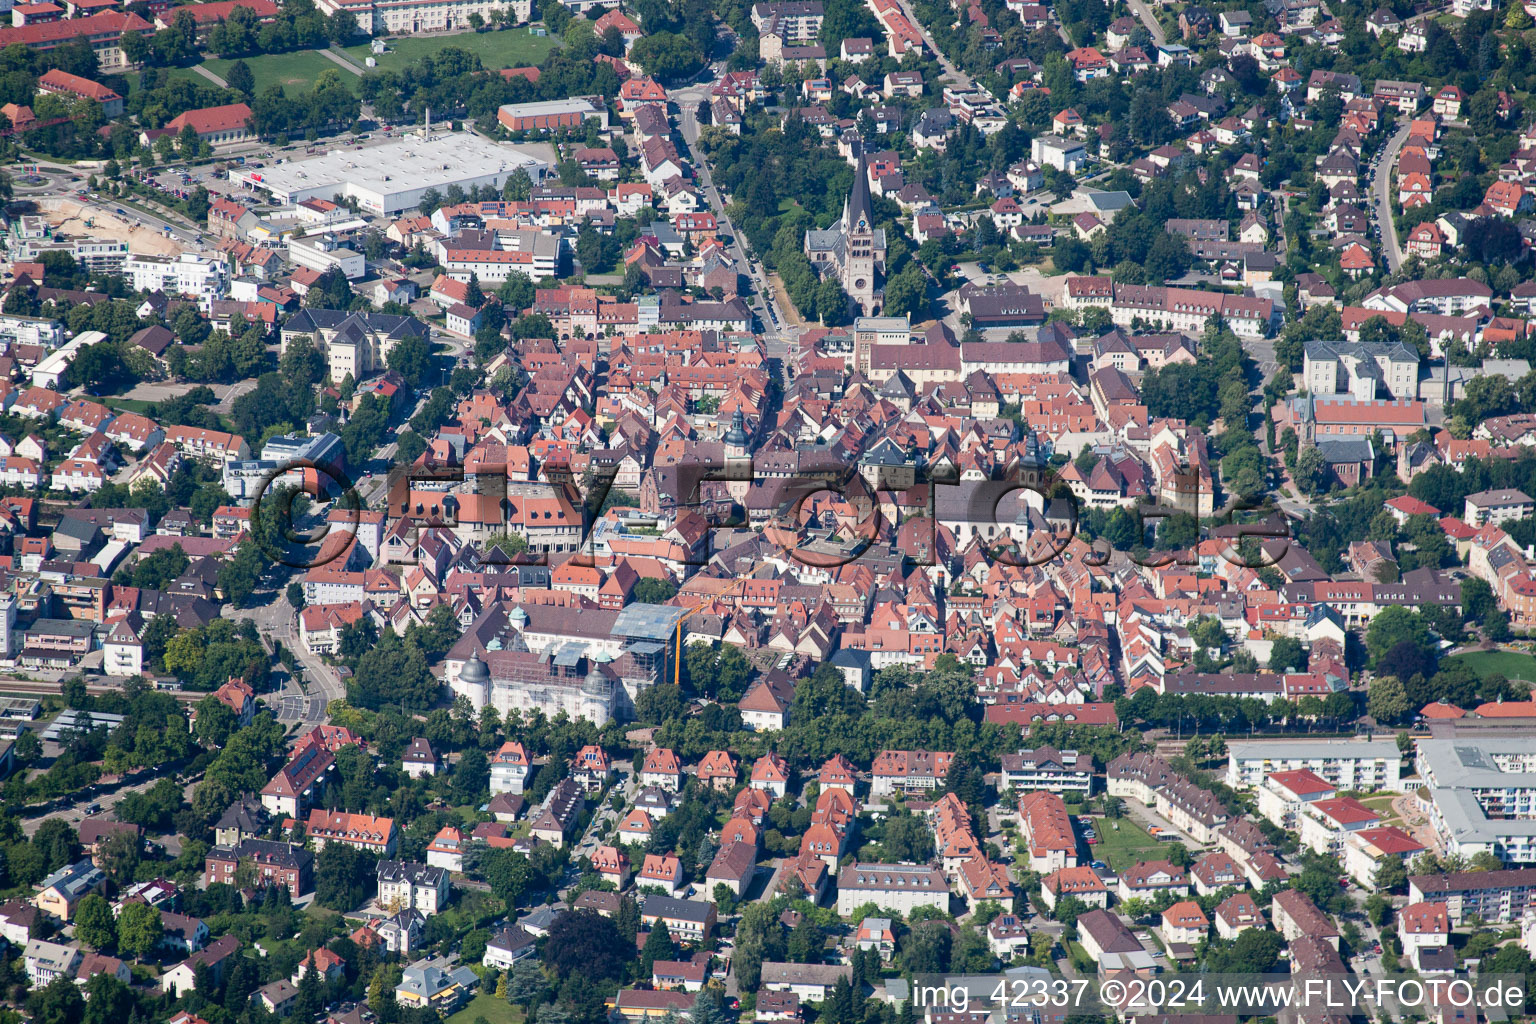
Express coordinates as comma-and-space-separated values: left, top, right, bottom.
804, 150, 887, 315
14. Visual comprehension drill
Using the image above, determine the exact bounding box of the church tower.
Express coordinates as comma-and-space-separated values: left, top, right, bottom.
842, 151, 882, 314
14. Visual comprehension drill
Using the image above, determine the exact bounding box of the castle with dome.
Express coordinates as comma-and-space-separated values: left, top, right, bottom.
444, 600, 691, 726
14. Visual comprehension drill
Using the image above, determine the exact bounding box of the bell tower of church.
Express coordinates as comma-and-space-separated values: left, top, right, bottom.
843, 151, 879, 314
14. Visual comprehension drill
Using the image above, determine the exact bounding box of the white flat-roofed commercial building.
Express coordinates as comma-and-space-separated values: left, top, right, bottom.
1226, 739, 1403, 791
235, 133, 550, 215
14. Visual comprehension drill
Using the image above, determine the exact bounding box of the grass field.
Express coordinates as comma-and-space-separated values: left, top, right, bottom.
202, 50, 354, 94
1443, 650, 1536, 684
447, 994, 525, 1024
102, 397, 160, 415
1088, 817, 1166, 871
342, 28, 558, 72
133, 66, 205, 95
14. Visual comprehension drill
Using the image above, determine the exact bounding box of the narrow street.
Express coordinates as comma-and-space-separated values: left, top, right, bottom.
1125, 0, 1167, 48
1371, 122, 1411, 272
888, 0, 973, 90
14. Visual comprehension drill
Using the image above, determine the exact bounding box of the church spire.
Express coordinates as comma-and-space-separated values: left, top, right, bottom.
847, 149, 873, 234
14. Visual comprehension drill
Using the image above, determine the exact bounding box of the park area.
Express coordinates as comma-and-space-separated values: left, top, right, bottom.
447, 993, 525, 1024
203, 50, 354, 93
1088, 816, 1167, 871
342, 28, 559, 72
1442, 649, 1536, 685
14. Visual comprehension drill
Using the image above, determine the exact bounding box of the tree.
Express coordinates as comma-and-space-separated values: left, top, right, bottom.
544, 910, 629, 980
28, 976, 85, 1024
1206, 928, 1284, 974
304, 267, 354, 310
34, 819, 79, 875
453, 747, 489, 804
1461, 576, 1498, 624
636, 683, 686, 724
464, 272, 486, 309
75, 893, 116, 950
481, 848, 536, 910
633, 578, 678, 603
287, 581, 306, 609
1268, 636, 1306, 673
97, 830, 141, 887
1294, 445, 1327, 494
503, 168, 533, 202
1367, 675, 1410, 725
1486, 608, 1512, 641
787, 914, 822, 962
816, 276, 849, 326
218, 543, 265, 608
347, 628, 439, 711
506, 958, 547, 1013
1373, 855, 1408, 895
315, 842, 377, 910
628, 31, 704, 81
1053, 235, 1092, 273
640, 919, 675, 975
81, 974, 133, 1024
327, 7, 359, 41
387, 333, 432, 387
64, 340, 137, 392
1366, 606, 1431, 667
882, 265, 928, 322
116, 901, 163, 959
226, 59, 255, 95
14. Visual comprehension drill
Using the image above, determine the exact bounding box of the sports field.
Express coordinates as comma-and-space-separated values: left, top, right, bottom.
343, 28, 558, 72
202, 50, 355, 93
1443, 649, 1536, 684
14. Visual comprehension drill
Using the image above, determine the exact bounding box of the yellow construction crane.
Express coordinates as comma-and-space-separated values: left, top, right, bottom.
672, 576, 749, 688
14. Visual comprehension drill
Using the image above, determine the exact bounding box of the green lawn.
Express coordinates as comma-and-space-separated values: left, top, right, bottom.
133, 66, 205, 94
343, 28, 558, 72
447, 994, 525, 1024
1357, 794, 1403, 826
1443, 650, 1536, 685
102, 397, 159, 415
202, 50, 355, 94
1088, 817, 1166, 871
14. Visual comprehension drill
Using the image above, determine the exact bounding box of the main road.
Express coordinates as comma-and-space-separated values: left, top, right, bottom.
671, 77, 794, 373
1371, 122, 1411, 273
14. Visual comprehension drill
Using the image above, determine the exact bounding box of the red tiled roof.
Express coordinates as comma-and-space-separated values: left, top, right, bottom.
38, 68, 120, 102
0, 10, 149, 49
166, 103, 252, 135
1472, 700, 1536, 718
